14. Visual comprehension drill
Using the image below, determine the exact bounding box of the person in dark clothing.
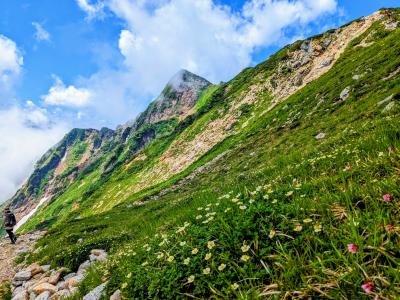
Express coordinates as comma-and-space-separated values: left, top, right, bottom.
3, 207, 17, 244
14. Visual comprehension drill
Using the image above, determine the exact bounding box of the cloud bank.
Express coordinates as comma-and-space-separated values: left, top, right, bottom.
0, 34, 23, 100
0, 36, 69, 203
65, 0, 338, 128
0, 105, 68, 203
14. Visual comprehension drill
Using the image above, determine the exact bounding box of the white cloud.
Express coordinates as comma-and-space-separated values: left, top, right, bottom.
0, 105, 68, 203
0, 34, 23, 98
76, 0, 105, 20
71, 0, 339, 128
42, 76, 92, 107
71, 0, 338, 119
32, 22, 51, 42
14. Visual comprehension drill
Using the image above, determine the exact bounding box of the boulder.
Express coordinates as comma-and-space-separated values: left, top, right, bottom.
11, 290, 29, 300
36, 291, 51, 300
48, 271, 62, 285
315, 133, 326, 140
56, 281, 67, 291
66, 274, 84, 288
62, 273, 76, 281
12, 286, 25, 297
110, 290, 122, 300
89, 249, 108, 262
77, 260, 92, 275
83, 283, 106, 300
32, 283, 57, 295
28, 263, 43, 276
14, 270, 32, 281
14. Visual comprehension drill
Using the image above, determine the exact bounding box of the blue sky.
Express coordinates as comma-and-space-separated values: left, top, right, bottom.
0, 0, 399, 202
1, 0, 398, 127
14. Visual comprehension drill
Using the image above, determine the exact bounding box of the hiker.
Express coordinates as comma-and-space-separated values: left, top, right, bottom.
3, 207, 17, 244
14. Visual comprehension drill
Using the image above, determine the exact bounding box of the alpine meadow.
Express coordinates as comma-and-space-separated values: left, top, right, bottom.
0, 6, 400, 300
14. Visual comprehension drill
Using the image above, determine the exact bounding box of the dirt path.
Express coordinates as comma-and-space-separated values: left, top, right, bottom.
0, 231, 45, 283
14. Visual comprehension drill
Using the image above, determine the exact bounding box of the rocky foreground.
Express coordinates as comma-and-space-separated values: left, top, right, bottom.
10, 248, 120, 300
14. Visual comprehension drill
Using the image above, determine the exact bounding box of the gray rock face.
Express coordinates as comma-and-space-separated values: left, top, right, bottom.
14, 270, 32, 281
83, 283, 106, 300
340, 87, 351, 100
129, 69, 211, 130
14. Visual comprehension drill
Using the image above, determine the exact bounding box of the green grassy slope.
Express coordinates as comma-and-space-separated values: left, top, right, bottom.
17, 10, 400, 299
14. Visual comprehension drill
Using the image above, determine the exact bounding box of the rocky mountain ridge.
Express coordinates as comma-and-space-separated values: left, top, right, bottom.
2, 70, 210, 227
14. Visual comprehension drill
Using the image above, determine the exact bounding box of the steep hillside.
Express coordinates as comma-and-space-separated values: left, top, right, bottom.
2, 70, 210, 230
2, 8, 400, 300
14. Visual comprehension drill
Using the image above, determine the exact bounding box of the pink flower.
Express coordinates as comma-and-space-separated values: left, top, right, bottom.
385, 224, 394, 232
347, 243, 358, 254
382, 194, 392, 202
361, 281, 374, 294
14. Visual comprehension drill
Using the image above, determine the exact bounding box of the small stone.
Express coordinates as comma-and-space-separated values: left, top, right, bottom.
77, 260, 92, 275
32, 283, 57, 295
41, 265, 51, 272
36, 291, 51, 300
340, 87, 350, 100
382, 102, 395, 113
48, 271, 62, 285
352, 74, 362, 80
89, 249, 107, 262
320, 57, 333, 67
12, 286, 25, 297
63, 273, 76, 281
16, 247, 30, 255
56, 281, 67, 291
110, 290, 122, 300
28, 263, 43, 276
14, 270, 32, 281
316, 133, 326, 140
66, 275, 84, 288
49, 289, 71, 299
11, 290, 29, 300
83, 283, 106, 300
378, 95, 393, 106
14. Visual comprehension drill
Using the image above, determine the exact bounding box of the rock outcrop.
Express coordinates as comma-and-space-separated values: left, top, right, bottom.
10, 249, 108, 300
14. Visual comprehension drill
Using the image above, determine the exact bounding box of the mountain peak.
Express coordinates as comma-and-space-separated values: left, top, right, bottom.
131, 70, 211, 130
